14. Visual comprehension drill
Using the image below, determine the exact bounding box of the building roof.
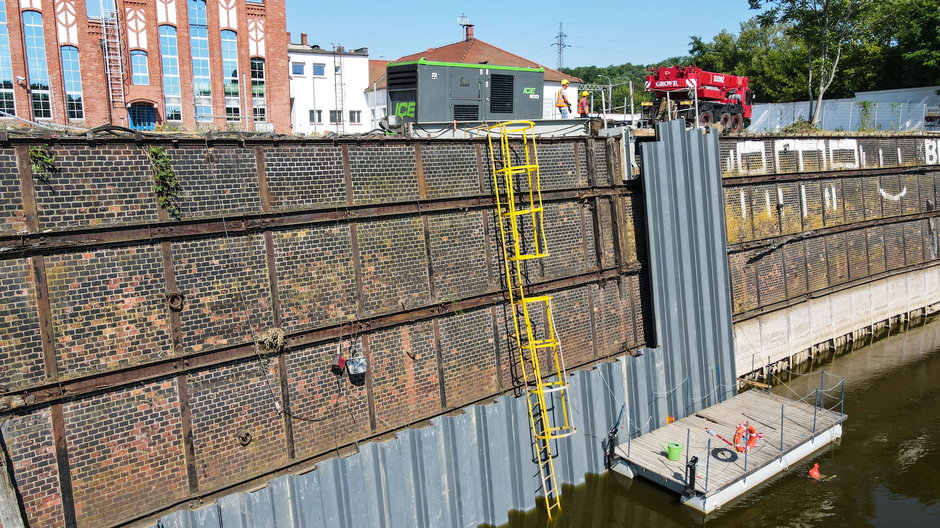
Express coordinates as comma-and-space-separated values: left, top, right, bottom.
288, 42, 369, 56
366, 38, 582, 91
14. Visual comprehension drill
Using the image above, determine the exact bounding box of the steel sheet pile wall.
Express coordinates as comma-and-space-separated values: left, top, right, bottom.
720, 136, 940, 321
632, 120, 737, 432
0, 136, 643, 527
157, 360, 627, 528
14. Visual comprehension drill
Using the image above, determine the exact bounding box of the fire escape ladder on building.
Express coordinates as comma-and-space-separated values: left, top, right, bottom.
333, 49, 345, 133
101, 3, 126, 108
487, 121, 576, 520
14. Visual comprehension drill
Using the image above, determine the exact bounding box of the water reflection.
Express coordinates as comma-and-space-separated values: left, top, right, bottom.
496, 318, 940, 527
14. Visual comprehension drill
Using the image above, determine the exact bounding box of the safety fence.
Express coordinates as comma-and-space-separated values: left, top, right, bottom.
750, 101, 931, 133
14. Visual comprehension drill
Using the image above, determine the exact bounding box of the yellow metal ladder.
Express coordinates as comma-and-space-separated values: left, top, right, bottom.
486, 121, 576, 519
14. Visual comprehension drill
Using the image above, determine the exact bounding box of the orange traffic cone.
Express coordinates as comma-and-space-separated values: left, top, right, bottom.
808, 463, 821, 480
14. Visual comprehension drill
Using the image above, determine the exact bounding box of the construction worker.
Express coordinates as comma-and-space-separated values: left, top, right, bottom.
556, 79, 572, 118
578, 91, 590, 118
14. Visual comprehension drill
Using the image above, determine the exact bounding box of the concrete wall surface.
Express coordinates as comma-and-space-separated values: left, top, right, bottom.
734, 264, 940, 376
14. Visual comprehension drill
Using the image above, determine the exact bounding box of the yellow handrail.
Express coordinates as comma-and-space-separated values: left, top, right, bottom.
486, 120, 575, 519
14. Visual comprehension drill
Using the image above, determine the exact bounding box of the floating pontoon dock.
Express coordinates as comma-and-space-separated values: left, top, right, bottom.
611, 389, 846, 514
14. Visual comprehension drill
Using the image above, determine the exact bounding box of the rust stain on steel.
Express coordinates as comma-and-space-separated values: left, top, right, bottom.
488, 306, 506, 390
586, 282, 600, 358
475, 144, 487, 194
721, 165, 929, 186
50, 403, 78, 528
342, 145, 354, 204
585, 139, 598, 187
160, 242, 184, 355
276, 354, 296, 460
262, 232, 282, 327
15, 145, 38, 232
728, 211, 940, 255
432, 318, 446, 408
348, 222, 365, 315
0, 188, 637, 260
415, 143, 427, 199
421, 215, 436, 302
255, 146, 271, 213
573, 141, 583, 187
175, 373, 199, 493
590, 198, 606, 268
8, 266, 637, 410
360, 334, 378, 432
30, 256, 58, 379
610, 197, 626, 269
480, 210, 496, 288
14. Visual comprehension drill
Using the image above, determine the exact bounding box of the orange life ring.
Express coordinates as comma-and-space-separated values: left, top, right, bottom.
733, 423, 759, 453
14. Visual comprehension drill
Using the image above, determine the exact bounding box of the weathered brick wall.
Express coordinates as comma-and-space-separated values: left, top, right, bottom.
0, 136, 640, 527
723, 135, 940, 316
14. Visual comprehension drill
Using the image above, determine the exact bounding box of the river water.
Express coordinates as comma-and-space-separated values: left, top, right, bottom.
499, 318, 940, 527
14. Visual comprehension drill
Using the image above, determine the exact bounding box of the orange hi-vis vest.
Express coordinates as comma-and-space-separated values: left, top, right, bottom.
555, 88, 570, 108
578, 96, 589, 113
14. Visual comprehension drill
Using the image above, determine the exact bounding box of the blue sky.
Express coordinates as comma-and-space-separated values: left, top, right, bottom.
284, 1, 761, 68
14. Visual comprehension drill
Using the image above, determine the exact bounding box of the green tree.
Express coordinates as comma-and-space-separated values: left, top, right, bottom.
749, 0, 871, 125
691, 18, 808, 103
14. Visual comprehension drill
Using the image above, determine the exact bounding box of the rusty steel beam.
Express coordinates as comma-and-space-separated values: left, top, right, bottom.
30, 256, 58, 380
175, 374, 199, 493
255, 147, 271, 213
50, 404, 77, 528
415, 143, 427, 200
721, 165, 929, 186
728, 211, 940, 255
432, 318, 446, 409
0, 187, 637, 260
732, 260, 940, 323
15, 145, 38, 232
3, 263, 639, 411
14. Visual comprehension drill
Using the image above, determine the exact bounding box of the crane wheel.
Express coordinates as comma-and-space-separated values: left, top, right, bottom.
730, 113, 744, 133
698, 111, 714, 127
719, 112, 732, 129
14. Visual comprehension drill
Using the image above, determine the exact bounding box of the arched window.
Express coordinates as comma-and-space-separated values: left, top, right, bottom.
250, 58, 266, 122
188, 0, 211, 121
60, 46, 84, 119
130, 50, 149, 85
0, 1, 15, 116
221, 30, 239, 120
22, 11, 50, 119
159, 25, 182, 121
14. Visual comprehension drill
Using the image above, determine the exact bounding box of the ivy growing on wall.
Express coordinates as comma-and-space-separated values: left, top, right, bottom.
148, 146, 182, 220
29, 145, 56, 183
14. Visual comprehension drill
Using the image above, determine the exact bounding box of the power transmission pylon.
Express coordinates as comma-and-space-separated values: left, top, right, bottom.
552, 23, 570, 70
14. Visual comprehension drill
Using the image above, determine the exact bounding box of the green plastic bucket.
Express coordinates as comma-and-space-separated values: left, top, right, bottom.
666, 442, 682, 461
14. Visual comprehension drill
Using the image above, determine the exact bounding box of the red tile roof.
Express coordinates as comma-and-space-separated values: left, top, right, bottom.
366, 38, 581, 91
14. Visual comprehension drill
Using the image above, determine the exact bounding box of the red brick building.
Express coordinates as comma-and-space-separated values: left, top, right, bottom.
0, 0, 290, 133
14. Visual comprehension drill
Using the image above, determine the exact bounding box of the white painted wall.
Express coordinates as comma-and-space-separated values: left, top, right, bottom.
364, 86, 386, 130
289, 50, 371, 135
543, 81, 581, 119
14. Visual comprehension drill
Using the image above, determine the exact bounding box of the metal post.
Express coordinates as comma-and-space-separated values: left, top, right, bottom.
704, 438, 711, 492
840, 379, 845, 415
694, 85, 699, 128
629, 80, 635, 126
812, 389, 819, 433
780, 404, 785, 450
601, 89, 607, 129
743, 434, 749, 472
685, 428, 691, 469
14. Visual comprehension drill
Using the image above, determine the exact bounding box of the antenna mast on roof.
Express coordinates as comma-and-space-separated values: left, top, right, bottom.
457, 14, 474, 40
552, 23, 570, 70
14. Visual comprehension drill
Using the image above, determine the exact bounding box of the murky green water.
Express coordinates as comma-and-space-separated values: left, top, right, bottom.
500, 319, 940, 527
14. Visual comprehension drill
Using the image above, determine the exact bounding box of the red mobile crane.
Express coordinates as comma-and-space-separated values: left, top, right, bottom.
642, 66, 754, 133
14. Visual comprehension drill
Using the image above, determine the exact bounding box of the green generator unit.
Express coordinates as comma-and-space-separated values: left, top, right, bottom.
386, 58, 545, 123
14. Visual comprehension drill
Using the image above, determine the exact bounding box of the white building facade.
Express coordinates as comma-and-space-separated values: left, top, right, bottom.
288, 36, 371, 135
